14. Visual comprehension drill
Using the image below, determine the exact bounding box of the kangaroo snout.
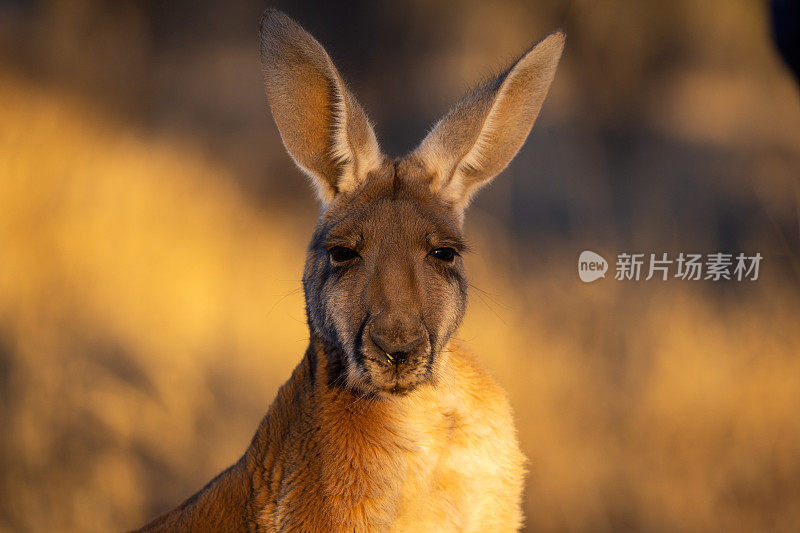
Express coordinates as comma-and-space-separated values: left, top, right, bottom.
370, 322, 425, 365
368, 312, 427, 365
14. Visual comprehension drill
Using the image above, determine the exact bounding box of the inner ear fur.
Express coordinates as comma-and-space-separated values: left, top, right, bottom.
412, 31, 565, 212
259, 9, 383, 205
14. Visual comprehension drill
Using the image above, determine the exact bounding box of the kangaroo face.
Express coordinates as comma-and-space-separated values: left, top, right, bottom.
303, 162, 467, 395
259, 10, 564, 396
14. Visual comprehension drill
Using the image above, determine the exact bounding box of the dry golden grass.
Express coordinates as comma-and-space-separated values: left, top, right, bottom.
1, 72, 799, 532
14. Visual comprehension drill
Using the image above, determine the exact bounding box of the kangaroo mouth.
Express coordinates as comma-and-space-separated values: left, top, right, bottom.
357, 346, 434, 396
387, 383, 413, 395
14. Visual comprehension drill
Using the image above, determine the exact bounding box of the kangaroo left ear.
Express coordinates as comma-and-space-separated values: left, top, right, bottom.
411, 32, 565, 213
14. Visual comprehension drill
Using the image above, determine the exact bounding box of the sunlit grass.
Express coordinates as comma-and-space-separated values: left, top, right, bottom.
1, 73, 799, 532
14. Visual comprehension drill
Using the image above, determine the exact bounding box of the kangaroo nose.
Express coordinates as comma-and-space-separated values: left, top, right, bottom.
370, 325, 425, 365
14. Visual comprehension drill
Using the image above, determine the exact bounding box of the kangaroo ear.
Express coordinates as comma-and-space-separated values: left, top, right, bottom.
259, 9, 383, 205
412, 32, 565, 212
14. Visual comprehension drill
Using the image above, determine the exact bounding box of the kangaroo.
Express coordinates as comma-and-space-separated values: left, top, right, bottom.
136, 9, 564, 532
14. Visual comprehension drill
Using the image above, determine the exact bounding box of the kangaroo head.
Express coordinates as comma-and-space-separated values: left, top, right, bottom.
259, 9, 564, 397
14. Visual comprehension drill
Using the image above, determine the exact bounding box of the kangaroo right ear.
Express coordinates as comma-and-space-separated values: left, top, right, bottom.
259, 10, 383, 205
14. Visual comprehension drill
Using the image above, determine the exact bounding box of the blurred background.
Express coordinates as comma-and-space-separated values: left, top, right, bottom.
1, 0, 800, 531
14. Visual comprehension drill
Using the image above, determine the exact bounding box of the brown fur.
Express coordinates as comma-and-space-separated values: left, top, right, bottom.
138, 336, 522, 532
136, 9, 564, 532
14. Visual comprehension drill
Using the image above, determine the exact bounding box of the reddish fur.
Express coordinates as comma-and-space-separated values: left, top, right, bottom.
137, 337, 524, 532
136, 8, 564, 531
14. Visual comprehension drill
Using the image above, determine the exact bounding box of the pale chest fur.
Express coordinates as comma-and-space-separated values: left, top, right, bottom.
259, 348, 525, 532
388, 363, 524, 532
252, 347, 524, 532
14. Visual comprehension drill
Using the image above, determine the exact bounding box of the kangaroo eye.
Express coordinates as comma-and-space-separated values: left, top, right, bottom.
429, 247, 457, 263
329, 246, 359, 263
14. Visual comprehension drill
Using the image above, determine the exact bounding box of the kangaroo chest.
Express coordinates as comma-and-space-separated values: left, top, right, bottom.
390, 405, 488, 532
260, 387, 492, 532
